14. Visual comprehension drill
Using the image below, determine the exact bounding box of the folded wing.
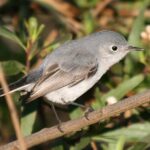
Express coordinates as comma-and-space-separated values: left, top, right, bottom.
27, 50, 98, 102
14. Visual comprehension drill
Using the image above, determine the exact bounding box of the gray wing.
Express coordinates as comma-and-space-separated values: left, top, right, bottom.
27, 50, 98, 102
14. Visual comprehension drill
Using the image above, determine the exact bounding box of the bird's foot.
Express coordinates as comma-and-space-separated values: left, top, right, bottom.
65, 101, 94, 120
57, 122, 64, 133
84, 106, 94, 120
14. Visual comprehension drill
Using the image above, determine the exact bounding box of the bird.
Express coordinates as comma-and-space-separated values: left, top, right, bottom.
0, 30, 143, 108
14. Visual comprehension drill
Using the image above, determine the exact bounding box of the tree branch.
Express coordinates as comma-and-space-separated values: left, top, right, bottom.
0, 66, 27, 150
1, 89, 150, 150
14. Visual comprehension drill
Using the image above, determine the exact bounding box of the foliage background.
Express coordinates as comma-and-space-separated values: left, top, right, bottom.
0, 0, 150, 149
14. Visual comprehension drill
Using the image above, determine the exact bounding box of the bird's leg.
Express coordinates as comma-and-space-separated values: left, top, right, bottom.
69, 102, 94, 120
68, 101, 86, 108
61, 99, 94, 120
50, 103, 64, 132
84, 106, 94, 120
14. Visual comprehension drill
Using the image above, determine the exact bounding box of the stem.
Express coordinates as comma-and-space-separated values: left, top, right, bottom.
0, 66, 27, 150
26, 39, 32, 73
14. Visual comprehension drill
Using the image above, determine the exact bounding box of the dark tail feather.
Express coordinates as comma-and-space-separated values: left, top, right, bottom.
0, 68, 43, 97
0, 76, 29, 97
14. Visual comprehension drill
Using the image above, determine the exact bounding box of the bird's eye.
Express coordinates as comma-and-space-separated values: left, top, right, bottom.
111, 45, 118, 51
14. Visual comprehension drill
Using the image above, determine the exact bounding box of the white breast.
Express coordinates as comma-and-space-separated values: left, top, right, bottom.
44, 64, 108, 105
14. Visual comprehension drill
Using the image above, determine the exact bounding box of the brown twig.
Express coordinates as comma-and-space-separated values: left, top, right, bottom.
35, 0, 82, 33
1, 89, 150, 150
41, 0, 79, 18
0, 66, 27, 150
64, 17, 83, 33
91, 141, 98, 150
92, 0, 114, 17
25, 40, 33, 73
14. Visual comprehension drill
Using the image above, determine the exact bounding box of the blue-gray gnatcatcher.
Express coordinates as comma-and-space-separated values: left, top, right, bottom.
0, 30, 143, 105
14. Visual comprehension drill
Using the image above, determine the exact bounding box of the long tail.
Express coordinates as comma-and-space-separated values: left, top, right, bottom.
0, 76, 31, 97
0, 68, 43, 97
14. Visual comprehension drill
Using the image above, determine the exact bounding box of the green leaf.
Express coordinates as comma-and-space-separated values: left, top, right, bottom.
127, 0, 149, 63
128, 143, 148, 150
51, 145, 64, 150
116, 136, 126, 150
128, 0, 149, 46
26, 17, 44, 42
92, 88, 106, 109
36, 24, 45, 39
101, 74, 144, 102
75, 0, 99, 8
128, 134, 150, 150
29, 17, 38, 39
1, 60, 25, 76
0, 26, 26, 50
83, 12, 95, 34
69, 107, 83, 119
93, 122, 150, 142
21, 102, 38, 136
74, 137, 91, 150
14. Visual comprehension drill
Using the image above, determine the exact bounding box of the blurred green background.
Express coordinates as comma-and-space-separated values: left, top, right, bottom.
0, 0, 150, 150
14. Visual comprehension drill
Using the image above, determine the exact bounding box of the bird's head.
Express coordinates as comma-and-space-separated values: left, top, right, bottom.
94, 30, 144, 65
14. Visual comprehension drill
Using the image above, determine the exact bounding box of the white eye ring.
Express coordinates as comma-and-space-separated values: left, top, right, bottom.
110, 45, 118, 52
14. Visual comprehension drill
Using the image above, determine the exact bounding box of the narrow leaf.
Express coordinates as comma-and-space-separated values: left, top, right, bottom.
21, 102, 38, 136
101, 74, 144, 102
1, 60, 25, 76
128, 0, 149, 46
0, 26, 26, 50
100, 122, 150, 141
127, 0, 149, 62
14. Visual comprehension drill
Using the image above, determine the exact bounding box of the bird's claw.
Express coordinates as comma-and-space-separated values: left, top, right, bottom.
57, 123, 64, 133
84, 106, 94, 120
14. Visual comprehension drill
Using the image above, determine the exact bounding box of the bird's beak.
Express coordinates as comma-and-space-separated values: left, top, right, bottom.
127, 45, 144, 51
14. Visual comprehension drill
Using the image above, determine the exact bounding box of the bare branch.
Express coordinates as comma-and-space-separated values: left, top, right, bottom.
1, 89, 150, 150
92, 0, 113, 17
0, 66, 27, 150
